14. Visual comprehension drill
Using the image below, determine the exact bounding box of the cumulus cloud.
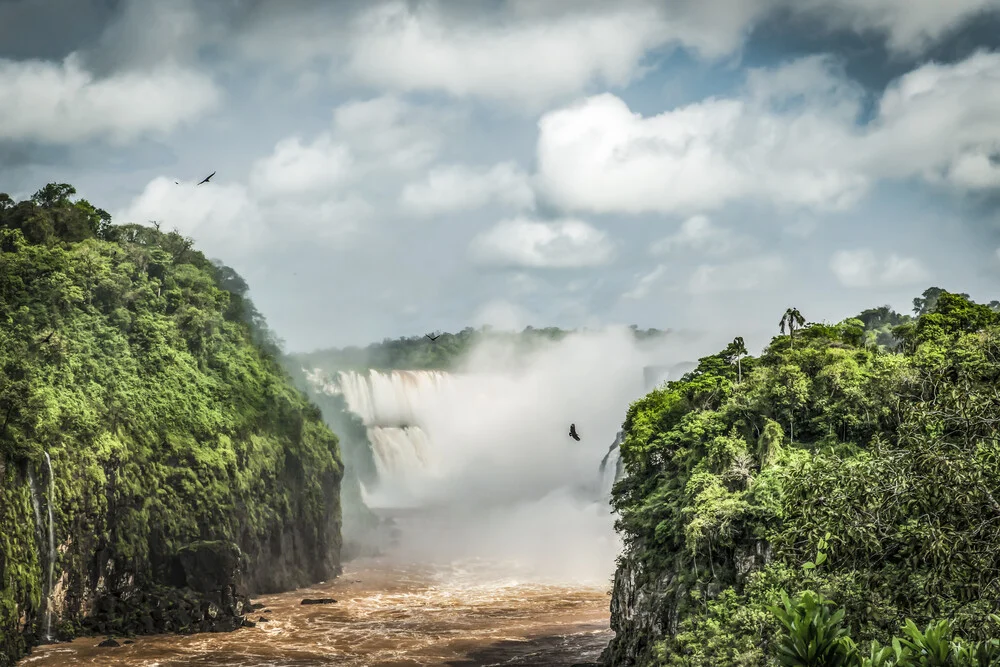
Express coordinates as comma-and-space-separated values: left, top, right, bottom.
469, 217, 615, 269
116, 176, 370, 257
217, 1, 1000, 108
340, 0, 754, 109
332, 95, 457, 171
689, 255, 786, 293
400, 161, 536, 216
829, 249, 930, 287
248, 135, 354, 198
0, 52, 220, 143
865, 51, 1000, 191
651, 215, 757, 256
536, 50, 1000, 216
115, 95, 450, 257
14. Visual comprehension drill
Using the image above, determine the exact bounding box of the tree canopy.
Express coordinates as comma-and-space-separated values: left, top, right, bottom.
605, 290, 1000, 666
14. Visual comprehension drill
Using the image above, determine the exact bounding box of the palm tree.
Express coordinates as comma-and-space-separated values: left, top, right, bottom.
731, 336, 747, 383
779, 308, 806, 348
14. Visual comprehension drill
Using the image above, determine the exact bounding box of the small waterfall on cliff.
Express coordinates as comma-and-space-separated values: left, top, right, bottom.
27, 468, 45, 555
598, 431, 625, 499
26, 457, 56, 642
43, 452, 56, 642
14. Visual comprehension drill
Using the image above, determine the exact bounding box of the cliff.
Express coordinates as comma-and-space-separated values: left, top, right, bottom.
0, 185, 343, 665
602, 294, 1000, 665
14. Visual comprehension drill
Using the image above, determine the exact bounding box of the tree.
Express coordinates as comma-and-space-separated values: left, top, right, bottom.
730, 336, 747, 383
779, 308, 806, 348
31, 183, 76, 208
912, 286, 970, 316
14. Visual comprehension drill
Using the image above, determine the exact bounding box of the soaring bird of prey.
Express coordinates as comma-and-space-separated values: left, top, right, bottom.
425, 333, 440, 343
568, 423, 581, 441
196, 171, 216, 185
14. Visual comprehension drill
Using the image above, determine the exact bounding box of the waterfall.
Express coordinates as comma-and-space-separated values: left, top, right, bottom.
27, 457, 56, 643
319, 370, 464, 506
27, 469, 45, 555
43, 452, 55, 642
598, 431, 625, 499
334, 370, 455, 428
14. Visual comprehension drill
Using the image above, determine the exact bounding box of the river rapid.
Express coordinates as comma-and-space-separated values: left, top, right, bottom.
20, 508, 617, 666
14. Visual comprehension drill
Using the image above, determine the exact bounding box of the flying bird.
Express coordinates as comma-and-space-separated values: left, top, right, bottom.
568, 423, 581, 441
425, 333, 440, 343
196, 171, 216, 185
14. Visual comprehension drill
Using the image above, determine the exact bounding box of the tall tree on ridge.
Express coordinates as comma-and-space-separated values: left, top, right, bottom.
731, 336, 747, 383
779, 308, 806, 349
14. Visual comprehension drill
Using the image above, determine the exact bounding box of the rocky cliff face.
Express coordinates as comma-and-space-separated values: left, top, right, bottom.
0, 215, 344, 666
601, 551, 672, 666
0, 425, 343, 667
601, 540, 772, 666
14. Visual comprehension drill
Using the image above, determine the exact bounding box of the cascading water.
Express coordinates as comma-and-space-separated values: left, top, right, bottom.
598, 430, 625, 499
27, 468, 45, 558
316, 370, 460, 507
43, 452, 56, 642
27, 456, 56, 642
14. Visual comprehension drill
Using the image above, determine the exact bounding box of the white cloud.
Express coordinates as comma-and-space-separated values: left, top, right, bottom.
332, 95, 455, 171
400, 161, 536, 216
866, 51, 1000, 191
469, 217, 615, 269
651, 215, 756, 256
116, 176, 370, 257
689, 255, 785, 293
829, 249, 930, 287
535, 58, 870, 216
222, 1, 1000, 108
0, 53, 220, 143
340, 1, 743, 110
114, 96, 453, 257
535, 50, 1000, 216
248, 135, 354, 198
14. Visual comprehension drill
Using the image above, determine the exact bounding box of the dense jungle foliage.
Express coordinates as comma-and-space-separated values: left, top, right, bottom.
0, 185, 344, 664
608, 290, 1000, 666
293, 324, 669, 372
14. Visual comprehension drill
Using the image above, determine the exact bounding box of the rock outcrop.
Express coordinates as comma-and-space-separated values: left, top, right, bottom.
0, 192, 344, 666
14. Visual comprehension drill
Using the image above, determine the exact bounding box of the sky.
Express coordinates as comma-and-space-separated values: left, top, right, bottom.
2, 0, 1000, 353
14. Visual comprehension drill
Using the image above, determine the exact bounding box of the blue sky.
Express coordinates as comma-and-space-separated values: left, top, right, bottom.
1, 0, 999, 352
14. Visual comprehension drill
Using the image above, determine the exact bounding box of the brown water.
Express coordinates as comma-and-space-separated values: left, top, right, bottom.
20, 556, 612, 666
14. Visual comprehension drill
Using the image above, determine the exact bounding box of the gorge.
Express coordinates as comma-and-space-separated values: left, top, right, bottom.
14, 319, 705, 666
7, 186, 1000, 667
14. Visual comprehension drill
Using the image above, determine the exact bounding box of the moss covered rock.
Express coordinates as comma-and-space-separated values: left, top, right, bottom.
0, 187, 344, 666
603, 295, 1000, 666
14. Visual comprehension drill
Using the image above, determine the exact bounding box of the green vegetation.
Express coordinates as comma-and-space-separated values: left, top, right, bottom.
0, 185, 343, 665
770, 590, 1000, 666
293, 324, 669, 373
605, 288, 1000, 666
